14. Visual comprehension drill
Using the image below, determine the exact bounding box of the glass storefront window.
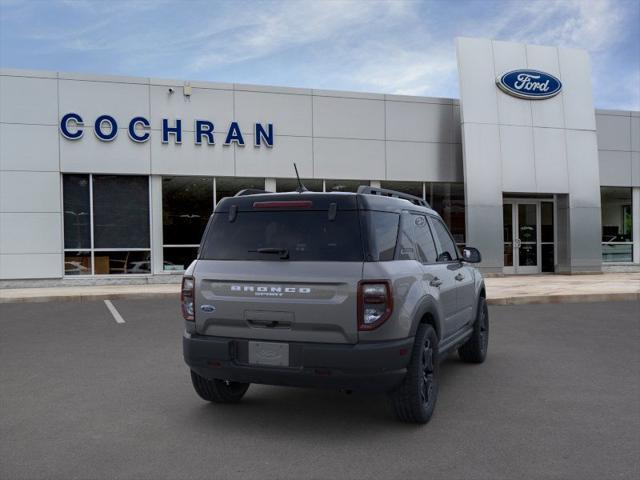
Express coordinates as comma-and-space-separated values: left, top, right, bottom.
61, 175, 477, 275
325, 180, 369, 192
380, 181, 424, 200
162, 177, 213, 245
503, 204, 513, 267
276, 178, 323, 192
63, 175, 91, 249
94, 251, 151, 275
601, 187, 633, 262
216, 177, 266, 205
93, 175, 150, 249
541, 202, 554, 272
429, 183, 466, 245
62, 174, 151, 275
163, 247, 200, 272
161, 177, 213, 271
64, 251, 91, 276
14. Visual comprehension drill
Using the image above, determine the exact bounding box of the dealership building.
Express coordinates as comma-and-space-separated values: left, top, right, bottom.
0, 37, 639, 284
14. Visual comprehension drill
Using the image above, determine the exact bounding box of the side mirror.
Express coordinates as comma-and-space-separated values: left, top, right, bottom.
462, 247, 481, 263
436, 252, 453, 262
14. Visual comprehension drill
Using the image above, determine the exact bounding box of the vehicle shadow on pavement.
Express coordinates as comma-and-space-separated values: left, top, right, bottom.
180, 356, 470, 434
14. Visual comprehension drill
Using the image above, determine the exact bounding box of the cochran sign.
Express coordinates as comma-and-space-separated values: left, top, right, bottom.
59, 113, 274, 147
496, 69, 562, 100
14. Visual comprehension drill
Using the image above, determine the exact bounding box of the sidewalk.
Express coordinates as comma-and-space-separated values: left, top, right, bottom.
1, 273, 639, 305
485, 273, 640, 305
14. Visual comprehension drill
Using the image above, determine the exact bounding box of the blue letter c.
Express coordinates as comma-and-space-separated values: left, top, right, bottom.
60, 113, 84, 140
128, 117, 150, 143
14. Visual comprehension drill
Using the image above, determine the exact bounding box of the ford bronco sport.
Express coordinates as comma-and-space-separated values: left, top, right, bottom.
182, 186, 488, 424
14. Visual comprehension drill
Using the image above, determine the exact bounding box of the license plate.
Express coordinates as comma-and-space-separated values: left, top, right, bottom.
248, 341, 290, 367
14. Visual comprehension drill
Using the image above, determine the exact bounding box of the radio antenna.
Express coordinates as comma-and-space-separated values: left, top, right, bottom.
293, 163, 308, 193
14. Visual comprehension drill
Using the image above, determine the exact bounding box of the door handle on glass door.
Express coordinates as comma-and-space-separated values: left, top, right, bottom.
430, 277, 442, 287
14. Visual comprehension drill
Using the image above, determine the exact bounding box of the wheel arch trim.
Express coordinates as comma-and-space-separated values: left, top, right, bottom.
409, 296, 443, 340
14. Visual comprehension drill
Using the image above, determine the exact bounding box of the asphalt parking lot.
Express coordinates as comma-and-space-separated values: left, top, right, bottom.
1, 299, 638, 480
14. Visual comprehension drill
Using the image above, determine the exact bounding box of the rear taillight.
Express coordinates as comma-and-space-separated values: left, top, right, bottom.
357, 280, 393, 331
181, 276, 195, 321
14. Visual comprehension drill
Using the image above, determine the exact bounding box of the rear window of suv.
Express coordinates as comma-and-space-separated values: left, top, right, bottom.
200, 210, 364, 262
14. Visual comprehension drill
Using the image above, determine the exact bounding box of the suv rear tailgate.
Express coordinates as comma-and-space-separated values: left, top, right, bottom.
194, 260, 362, 344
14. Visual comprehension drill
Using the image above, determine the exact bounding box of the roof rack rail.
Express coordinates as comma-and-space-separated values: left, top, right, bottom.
234, 188, 272, 197
357, 186, 431, 208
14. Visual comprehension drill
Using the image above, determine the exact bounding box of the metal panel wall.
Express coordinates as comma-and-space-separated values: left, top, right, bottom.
456, 37, 602, 273
1, 62, 636, 281
0, 68, 464, 281
0, 72, 62, 279
597, 110, 640, 188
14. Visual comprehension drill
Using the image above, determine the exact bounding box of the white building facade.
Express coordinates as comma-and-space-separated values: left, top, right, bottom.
0, 37, 638, 284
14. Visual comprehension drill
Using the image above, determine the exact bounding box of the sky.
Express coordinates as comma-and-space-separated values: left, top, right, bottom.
1, 0, 639, 110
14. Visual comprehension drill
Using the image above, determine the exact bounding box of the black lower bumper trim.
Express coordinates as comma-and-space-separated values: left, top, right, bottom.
183, 333, 413, 392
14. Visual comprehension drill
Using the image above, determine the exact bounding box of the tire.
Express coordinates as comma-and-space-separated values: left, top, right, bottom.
190, 370, 250, 403
388, 324, 439, 424
458, 296, 489, 363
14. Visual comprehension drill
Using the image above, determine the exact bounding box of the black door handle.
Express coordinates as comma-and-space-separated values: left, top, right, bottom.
430, 277, 443, 287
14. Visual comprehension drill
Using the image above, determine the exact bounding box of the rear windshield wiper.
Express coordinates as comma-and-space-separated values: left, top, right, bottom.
248, 247, 290, 259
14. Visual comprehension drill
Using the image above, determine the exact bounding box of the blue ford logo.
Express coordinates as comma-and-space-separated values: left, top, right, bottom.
200, 305, 216, 313
496, 69, 562, 100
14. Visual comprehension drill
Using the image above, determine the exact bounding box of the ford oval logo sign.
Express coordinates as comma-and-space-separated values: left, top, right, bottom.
496, 69, 562, 100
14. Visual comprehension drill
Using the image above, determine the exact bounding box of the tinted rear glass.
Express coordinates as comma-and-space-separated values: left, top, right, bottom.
200, 211, 363, 261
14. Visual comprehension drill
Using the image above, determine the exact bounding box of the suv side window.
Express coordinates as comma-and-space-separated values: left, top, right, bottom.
411, 214, 438, 263
364, 211, 399, 261
429, 217, 458, 262
395, 212, 416, 260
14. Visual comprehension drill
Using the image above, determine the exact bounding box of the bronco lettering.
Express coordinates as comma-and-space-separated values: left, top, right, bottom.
230, 285, 311, 294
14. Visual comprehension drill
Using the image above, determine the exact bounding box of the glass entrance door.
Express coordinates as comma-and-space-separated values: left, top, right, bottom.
516, 203, 538, 273
503, 200, 555, 274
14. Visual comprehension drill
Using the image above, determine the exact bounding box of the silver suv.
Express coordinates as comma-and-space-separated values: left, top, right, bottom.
182, 186, 488, 424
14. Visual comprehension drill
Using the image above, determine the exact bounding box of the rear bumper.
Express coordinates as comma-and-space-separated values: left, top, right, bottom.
183, 332, 413, 392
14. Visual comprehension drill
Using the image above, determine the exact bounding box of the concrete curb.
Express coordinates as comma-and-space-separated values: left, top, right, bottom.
487, 292, 640, 305
1, 291, 638, 305
0, 291, 180, 304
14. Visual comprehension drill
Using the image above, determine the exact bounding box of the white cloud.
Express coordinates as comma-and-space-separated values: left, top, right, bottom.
187, 0, 414, 73
1, 0, 637, 108
491, 0, 626, 51
265, 0, 635, 100
337, 46, 458, 97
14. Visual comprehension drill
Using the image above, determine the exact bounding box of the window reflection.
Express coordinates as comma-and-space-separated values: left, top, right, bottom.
93, 175, 150, 249
276, 178, 323, 192
63, 175, 91, 249
324, 180, 370, 193
162, 177, 213, 246
430, 183, 465, 245
216, 177, 266, 205
601, 187, 633, 263
62, 174, 151, 275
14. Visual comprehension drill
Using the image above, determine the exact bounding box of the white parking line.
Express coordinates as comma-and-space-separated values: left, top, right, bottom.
104, 300, 125, 324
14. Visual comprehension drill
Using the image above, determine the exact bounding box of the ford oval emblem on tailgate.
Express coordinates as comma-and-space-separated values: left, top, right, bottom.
200, 304, 216, 313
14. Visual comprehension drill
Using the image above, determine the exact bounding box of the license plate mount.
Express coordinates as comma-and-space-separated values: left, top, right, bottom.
248, 341, 290, 367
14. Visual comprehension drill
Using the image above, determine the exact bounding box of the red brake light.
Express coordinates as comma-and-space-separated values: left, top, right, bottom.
357, 280, 393, 331
181, 276, 195, 321
253, 200, 313, 209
